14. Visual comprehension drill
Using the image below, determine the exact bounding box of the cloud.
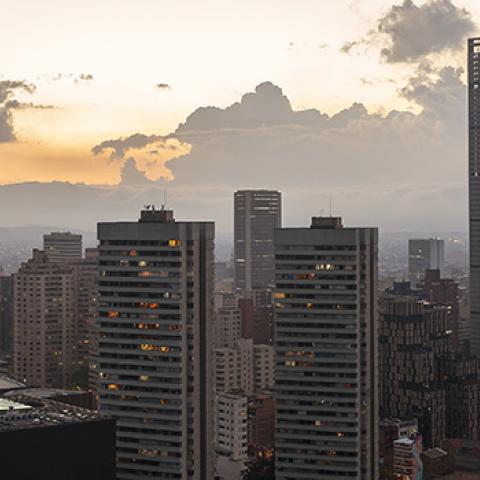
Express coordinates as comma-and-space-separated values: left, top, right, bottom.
342, 0, 476, 63
399, 64, 465, 132
75, 73, 93, 84
4, 99, 55, 110
0, 80, 36, 103
0, 77, 469, 233
0, 79, 38, 142
91, 133, 171, 160
0, 108, 14, 142
155, 83, 171, 90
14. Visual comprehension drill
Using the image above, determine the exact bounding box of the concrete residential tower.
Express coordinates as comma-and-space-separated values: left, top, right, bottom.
234, 190, 281, 291
274, 216, 379, 480
43, 232, 83, 262
96, 208, 214, 480
469, 38, 480, 355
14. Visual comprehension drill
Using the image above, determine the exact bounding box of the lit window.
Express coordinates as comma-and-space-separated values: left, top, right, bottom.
168, 239, 181, 247
139, 375, 149, 382
107, 383, 119, 391
140, 343, 154, 351
273, 292, 286, 299
129, 250, 138, 257
138, 260, 147, 267
108, 311, 119, 318
160, 346, 170, 353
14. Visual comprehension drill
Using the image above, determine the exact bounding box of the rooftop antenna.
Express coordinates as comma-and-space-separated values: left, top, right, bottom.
162, 177, 168, 210
329, 196, 333, 217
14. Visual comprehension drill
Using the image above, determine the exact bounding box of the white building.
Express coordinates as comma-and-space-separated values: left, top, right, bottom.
215, 393, 248, 460
253, 344, 274, 392
215, 393, 248, 480
214, 338, 273, 396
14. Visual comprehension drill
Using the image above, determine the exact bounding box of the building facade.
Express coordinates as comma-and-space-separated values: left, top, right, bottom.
214, 306, 241, 349
96, 208, 214, 480
274, 216, 379, 480
0, 270, 13, 356
43, 232, 83, 263
408, 238, 444, 287
13, 250, 76, 388
215, 393, 248, 461
234, 190, 281, 291
469, 37, 480, 356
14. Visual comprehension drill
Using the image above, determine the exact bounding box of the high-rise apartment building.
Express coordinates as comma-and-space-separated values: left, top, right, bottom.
253, 344, 274, 392
214, 338, 273, 396
408, 238, 444, 287
234, 190, 281, 291
13, 250, 76, 388
274, 216, 379, 480
43, 232, 83, 262
0, 269, 13, 355
215, 393, 248, 461
214, 339, 255, 396
469, 37, 480, 356
96, 208, 214, 480
214, 306, 241, 349
71, 250, 98, 384
380, 297, 450, 447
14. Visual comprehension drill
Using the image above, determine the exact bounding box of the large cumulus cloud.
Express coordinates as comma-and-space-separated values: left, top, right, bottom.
82, 76, 467, 232
343, 0, 476, 63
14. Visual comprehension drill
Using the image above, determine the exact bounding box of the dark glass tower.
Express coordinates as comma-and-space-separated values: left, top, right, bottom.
469, 38, 480, 355
234, 190, 281, 291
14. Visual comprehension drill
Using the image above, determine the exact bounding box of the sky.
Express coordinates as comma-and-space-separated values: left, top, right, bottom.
1, 0, 480, 233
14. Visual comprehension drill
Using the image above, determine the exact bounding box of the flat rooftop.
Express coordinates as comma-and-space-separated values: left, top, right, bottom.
0, 395, 105, 432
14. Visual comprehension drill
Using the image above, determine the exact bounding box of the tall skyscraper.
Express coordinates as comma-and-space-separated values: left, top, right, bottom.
234, 190, 281, 291
43, 232, 83, 263
274, 216, 379, 480
469, 37, 480, 356
408, 238, 444, 287
13, 250, 76, 388
380, 297, 450, 447
96, 208, 214, 480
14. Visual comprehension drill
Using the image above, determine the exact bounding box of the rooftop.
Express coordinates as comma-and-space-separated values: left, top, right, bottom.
423, 447, 448, 459
0, 395, 105, 432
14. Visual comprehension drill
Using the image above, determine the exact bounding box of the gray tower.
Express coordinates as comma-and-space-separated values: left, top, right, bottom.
469, 38, 480, 356
408, 238, 444, 287
97, 208, 214, 480
274, 217, 379, 480
234, 190, 281, 291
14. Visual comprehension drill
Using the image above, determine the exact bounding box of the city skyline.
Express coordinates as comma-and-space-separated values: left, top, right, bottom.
1, 0, 480, 233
